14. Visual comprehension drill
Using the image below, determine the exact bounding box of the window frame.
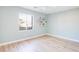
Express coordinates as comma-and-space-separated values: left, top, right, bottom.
18, 13, 33, 31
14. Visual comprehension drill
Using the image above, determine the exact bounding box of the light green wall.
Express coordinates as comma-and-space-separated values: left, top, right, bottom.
0, 8, 3, 40
0, 6, 79, 43
47, 8, 79, 41
0, 6, 46, 43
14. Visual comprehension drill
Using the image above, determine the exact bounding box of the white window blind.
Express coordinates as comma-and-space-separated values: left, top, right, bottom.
19, 13, 33, 30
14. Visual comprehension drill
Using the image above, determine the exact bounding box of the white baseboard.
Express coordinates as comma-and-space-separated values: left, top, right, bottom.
46, 33, 79, 43
0, 34, 46, 46
0, 33, 79, 46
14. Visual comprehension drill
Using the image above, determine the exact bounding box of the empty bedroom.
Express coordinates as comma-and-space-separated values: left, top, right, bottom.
0, 6, 79, 52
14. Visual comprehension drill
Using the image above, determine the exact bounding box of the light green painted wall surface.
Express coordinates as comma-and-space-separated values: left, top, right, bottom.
0, 6, 46, 43
47, 8, 79, 40
0, 6, 79, 43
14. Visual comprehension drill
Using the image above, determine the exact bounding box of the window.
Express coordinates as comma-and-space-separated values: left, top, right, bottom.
19, 13, 33, 30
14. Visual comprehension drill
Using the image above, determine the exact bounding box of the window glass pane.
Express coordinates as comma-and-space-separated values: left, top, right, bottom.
19, 13, 33, 30
19, 13, 27, 27
26, 15, 32, 27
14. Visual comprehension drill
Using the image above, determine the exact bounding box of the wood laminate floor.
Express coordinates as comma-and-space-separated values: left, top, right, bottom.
0, 35, 79, 52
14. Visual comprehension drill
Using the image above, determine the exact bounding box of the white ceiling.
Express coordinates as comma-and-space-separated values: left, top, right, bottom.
21, 6, 79, 14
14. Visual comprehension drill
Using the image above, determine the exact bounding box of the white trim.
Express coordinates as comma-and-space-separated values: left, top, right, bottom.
0, 33, 79, 46
0, 34, 46, 46
46, 33, 79, 43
